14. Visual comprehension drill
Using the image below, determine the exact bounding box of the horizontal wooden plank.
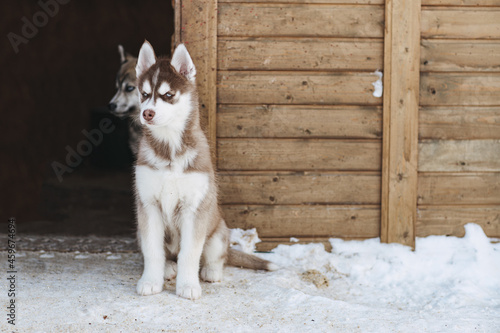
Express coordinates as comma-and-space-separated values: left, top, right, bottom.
218, 71, 382, 105
422, 8, 500, 39
417, 206, 500, 238
421, 40, 500, 72
419, 107, 500, 140
218, 0, 499, 5
419, 140, 500, 172
417, 173, 500, 205
223, 205, 380, 238
422, 0, 500, 5
218, 38, 383, 71
218, 4, 384, 38
219, 0, 384, 3
420, 73, 500, 106
219, 172, 381, 205
217, 139, 381, 171
217, 105, 382, 139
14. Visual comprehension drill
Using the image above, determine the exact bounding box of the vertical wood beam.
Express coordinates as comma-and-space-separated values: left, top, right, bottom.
176, 0, 218, 162
381, 0, 421, 248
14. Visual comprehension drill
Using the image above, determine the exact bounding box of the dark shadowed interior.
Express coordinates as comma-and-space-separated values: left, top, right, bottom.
0, 0, 174, 236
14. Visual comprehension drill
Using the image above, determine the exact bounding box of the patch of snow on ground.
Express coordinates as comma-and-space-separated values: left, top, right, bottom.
2, 223, 499, 332
268, 224, 500, 313
230, 228, 261, 254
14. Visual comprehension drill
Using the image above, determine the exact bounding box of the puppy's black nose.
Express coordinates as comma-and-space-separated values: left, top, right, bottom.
143, 109, 155, 121
108, 103, 117, 111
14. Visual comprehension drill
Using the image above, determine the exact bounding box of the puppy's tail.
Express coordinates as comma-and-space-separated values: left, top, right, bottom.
227, 248, 279, 271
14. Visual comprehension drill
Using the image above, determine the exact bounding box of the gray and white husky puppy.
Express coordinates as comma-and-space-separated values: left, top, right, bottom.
108, 45, 142, 155
134, 41, 277, 300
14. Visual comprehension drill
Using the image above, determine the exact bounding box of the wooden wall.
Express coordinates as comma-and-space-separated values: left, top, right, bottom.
219, 1, 384, 250
417, 1, 500, 238
177, 0, 500, 249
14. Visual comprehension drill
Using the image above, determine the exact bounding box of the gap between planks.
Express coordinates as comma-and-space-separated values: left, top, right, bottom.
218, 36, 384, 41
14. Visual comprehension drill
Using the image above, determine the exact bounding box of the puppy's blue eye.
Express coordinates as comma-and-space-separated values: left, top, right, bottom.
164, 92, 174, 98
125, 85, 135, 92
142, 92, 150, 98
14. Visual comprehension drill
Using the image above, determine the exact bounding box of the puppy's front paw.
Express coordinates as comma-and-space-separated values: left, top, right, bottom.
176, 283, 202, 300
200, 267, 223, 282
137, 276, 163, 296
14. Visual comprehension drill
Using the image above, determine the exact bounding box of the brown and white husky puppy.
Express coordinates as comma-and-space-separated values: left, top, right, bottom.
108, 45, 142, 155
134, 41, 277, 300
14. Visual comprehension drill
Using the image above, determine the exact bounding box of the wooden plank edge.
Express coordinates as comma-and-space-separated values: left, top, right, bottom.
208, 0, 218, 163
381, 0, 420, 248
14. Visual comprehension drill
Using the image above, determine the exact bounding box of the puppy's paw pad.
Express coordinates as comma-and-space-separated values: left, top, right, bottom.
176, 284, 202, 300
200, 267, 223, 282
164, 262, 177, 280
136, 277, 163, 296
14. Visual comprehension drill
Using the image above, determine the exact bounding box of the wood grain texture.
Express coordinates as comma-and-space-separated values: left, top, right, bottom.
218, 38, 383, 71
179, 0, 218, 159
222, 205, 380, 238
219, 0, 384, 3
218, 172, 381, 205
418, 140, 500, 172
218, 71, 382, 105
422, 0, 500, 5
217, 105, 382, 139
217, 139, 382, 171
419, 107, 500, 140
420, 73, 500, 106
421, 8, 500, 39
421, 40, 500, 72
418, 173, 500, 205
173, 0, 181, 50
218, 4, 384, 38
381, 0, 421, 248
417, 206, 500, 238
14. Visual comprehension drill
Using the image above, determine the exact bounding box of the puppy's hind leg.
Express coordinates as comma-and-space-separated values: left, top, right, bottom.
164, 251, 178, 280
164, 232, 179, 280
136, 203, 165, 296
201, 223, 229, 283
164, 260, 177, 280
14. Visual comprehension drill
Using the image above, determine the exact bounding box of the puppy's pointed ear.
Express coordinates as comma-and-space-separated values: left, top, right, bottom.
171, 44, 196, 83
118, 45, 126, 63
136, 40, 156, 79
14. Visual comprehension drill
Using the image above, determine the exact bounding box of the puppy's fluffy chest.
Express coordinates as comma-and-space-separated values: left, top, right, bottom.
135, 148, 210, 224
136, 167, 209, 225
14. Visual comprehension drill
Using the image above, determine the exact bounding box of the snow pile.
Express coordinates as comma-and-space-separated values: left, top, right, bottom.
267, 223, 500, 313
229, 228, 261, 254
371, 69, 383, 98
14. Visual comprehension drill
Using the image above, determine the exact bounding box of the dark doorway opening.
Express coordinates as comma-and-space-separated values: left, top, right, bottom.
1, 0, 174, 238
